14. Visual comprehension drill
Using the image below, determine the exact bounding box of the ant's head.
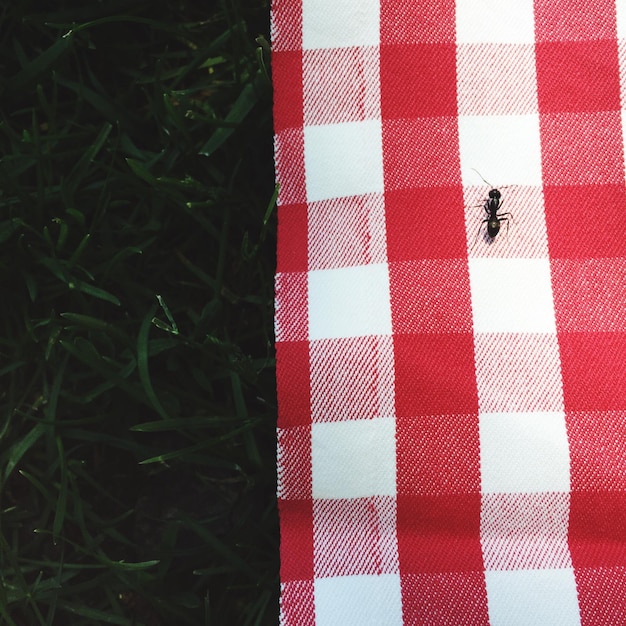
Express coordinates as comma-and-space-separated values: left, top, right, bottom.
488, 189, 501, 200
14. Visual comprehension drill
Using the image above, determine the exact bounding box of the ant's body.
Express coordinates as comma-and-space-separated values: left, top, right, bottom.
472, 169, 513, 241
482, 187, 511, 239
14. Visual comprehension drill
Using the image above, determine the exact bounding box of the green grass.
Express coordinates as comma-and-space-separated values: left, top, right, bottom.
0, 1, 277, 624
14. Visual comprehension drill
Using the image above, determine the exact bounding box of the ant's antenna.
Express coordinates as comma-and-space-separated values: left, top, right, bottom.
471, 167, 493, 188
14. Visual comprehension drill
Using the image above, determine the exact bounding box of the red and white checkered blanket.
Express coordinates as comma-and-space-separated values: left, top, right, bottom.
273, 1, 626, 623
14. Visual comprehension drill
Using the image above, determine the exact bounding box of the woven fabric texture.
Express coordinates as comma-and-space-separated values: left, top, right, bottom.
273, 1, 626, 624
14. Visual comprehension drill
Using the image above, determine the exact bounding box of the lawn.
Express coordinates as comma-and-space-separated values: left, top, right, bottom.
0, 1, 278, 624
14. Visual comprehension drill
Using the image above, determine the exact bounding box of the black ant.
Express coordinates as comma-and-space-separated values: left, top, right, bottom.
472, 169, 513, 241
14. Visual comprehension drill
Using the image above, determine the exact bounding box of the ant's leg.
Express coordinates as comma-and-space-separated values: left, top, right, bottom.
499, 212, 514, 236
497, 200, 516, 223
474, 219, 489, 245
498, 216, 512, 238
469, 204, 489, 247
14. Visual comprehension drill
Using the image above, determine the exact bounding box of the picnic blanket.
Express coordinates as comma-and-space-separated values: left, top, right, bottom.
273, 1, 626, 623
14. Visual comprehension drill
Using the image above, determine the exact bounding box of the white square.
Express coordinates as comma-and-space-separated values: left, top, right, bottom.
303, 0, 379, 49
468, 258, 556, 333
480, 412, 571, 493
304, 120, 384, 203
617, 0, 626, 40
311, 417, 396, 499
456, 0, 535, 44
485, 569, 581, 626
622, 110, 626, 157
458, 115, 542, 187
308, 264, 392, 340
314, 574, 403, 626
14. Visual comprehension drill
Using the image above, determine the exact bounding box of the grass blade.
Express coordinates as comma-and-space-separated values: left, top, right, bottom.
68, 280, 121, 306
137, 303, 171, 420
7, 33, 73, 92
3, 422, 48, 481
198, 72, 264, 157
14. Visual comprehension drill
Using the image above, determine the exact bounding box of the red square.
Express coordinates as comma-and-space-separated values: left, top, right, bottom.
396, 413, 481, 496
389, 259, 472, 334
276, 340, 311, 428
575, 566, 626, 625
539, 112, 624, 186
380, 44, 457, 118
551, 259, 626, 332
534, 0, 617, 41
559, 332, 626, 411
275, 128, 306, 206
278, 425, 312, 500
278, 498, 314, 581
536, 40, 620, 113
385, 187, 466, 261
393, 333, 478, 416
397, 494, 484, 573
380, 0, 456, 44
567, 411, 626, 491
543, 185, 626, 258
275, 271, 307, 342
383, 117, 461, 190
313, 497, 398, 577
401, 572, 489, 625
569, 492, 626, 568
277, 203, 308, 273
272, 50, 303, 132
